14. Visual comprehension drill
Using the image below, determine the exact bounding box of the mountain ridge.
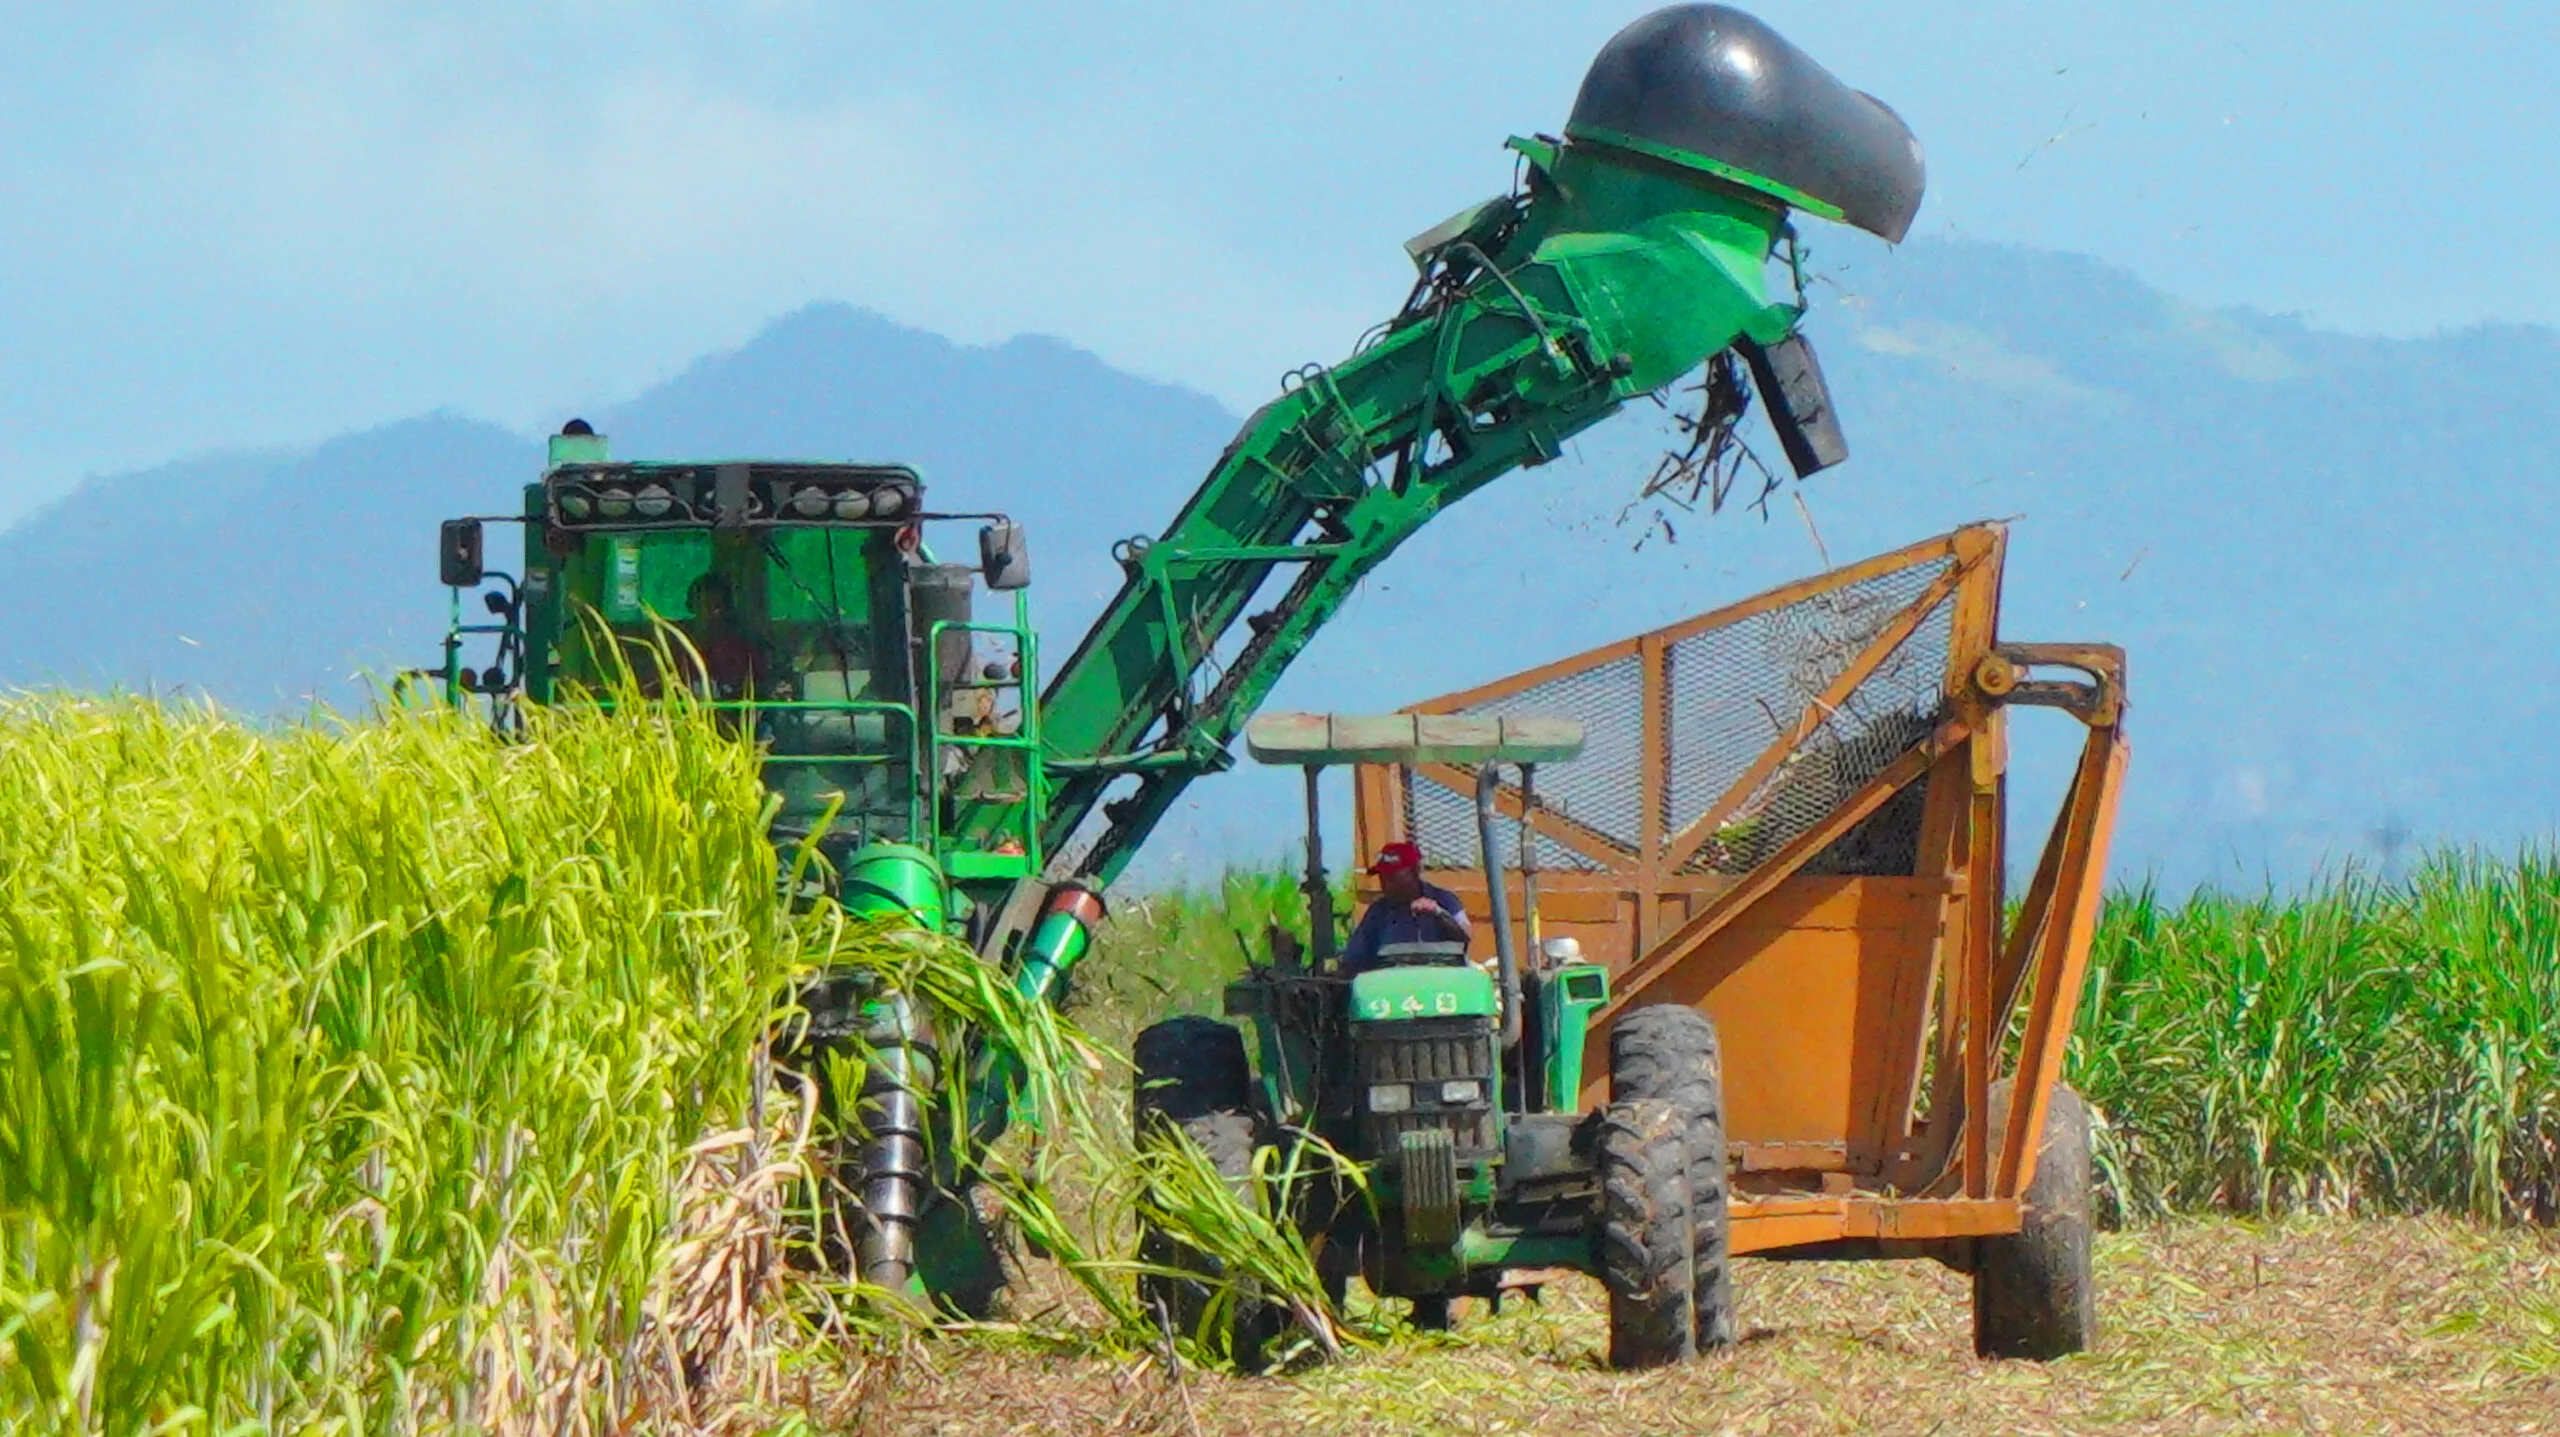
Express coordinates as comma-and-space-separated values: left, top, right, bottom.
4, 237, 2552, 887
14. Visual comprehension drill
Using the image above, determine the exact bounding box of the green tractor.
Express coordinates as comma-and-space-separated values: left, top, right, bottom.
1134, 712, 1732, 1368
423, 4, 1926, 1318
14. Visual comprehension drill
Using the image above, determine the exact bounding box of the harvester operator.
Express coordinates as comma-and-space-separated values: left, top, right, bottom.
1340, 841, 1470, 975
678, 573, 773, 700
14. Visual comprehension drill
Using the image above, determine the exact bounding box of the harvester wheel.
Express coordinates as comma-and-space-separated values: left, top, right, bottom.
1131, 1016, 1284, 1369
1972, 1080, 2096, 1360
1610, 1004, 1736, 1348
1597, 1099, 1698, 1370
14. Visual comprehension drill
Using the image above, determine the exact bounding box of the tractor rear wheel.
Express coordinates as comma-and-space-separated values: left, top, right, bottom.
1611, 1004, 1736, 1348
1132, 1016, 1284, 1368
1597, 1098, 1698, 1370
1972, 1080, 2096, 1359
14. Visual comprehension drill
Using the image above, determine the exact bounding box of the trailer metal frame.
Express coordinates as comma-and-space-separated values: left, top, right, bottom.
1352, 522, 2126, 1256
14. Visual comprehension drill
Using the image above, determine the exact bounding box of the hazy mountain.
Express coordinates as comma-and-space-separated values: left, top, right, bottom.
0, 418, 534, 704
0, 310, 1235, 708
3, 238, 2553, 888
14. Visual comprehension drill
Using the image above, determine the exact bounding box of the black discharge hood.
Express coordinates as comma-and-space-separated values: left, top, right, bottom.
1567, 4, 1926, 242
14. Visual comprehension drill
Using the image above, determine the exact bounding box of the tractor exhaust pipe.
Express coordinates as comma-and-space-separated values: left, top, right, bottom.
1476, 764, 1525, 1057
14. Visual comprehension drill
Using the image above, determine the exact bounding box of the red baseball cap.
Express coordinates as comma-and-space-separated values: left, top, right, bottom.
1366, 840, 1423, 875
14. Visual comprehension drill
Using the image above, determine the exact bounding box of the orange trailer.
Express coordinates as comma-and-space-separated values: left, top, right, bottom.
1351, 522, 2127, 1351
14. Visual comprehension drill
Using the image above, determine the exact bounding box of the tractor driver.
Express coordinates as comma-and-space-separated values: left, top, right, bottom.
1339, 841, 1470, 975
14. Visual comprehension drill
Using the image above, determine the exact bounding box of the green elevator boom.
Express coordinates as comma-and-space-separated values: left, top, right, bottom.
974, 2, 1925, 924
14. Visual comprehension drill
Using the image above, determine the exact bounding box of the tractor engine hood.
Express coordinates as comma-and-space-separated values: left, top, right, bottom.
1566, 3, 1927, 243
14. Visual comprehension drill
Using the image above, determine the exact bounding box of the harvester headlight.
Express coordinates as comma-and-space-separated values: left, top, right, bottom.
596, 487, 633, 519
633, 483, 673, 518
1367, 1083, 1413, 1114
790, 485, 831, 518
833, 490, 873, 520
871, 484, 908, 518
559, 491, 593, 520
1438, 1079, 1484, 1105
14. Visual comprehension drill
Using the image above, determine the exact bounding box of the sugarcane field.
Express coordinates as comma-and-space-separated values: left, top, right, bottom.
3, 4, 2556, 1434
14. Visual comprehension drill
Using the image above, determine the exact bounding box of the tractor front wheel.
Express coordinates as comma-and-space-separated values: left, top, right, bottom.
1972, 1080, 2096, 1359
1131, 1016, 1284, 1368
1597, 1099, 1698, 1370
1610, 1003, 1736, 1348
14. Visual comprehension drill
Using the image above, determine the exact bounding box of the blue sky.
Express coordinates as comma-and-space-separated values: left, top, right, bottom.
1, 1, 2551, 522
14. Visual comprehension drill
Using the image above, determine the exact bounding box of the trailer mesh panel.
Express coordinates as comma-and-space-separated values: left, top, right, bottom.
1397, 554, 1956, 879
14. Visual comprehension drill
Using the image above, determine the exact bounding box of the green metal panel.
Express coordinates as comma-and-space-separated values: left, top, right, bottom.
1537, 963, 1612, 1112
1454, 1226, 1595, 1276
548, 430, 611, 467
1351, 964, 1498, 1023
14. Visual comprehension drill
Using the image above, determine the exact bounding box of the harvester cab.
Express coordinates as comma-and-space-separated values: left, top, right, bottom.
424, 427, 1059, 1306
1133, 712, 1724, 1368
426, 423, 1047, 902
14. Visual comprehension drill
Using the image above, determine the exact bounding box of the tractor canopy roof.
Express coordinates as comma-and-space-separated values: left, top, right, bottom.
1244, 712, 1585, 768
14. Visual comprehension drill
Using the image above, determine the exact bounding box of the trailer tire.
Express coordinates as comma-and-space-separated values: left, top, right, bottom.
1610, 1004, 1736, 1348
1131, 1017, 1284, 1369
1972, 1080, 2096, 1360
1598, 1099, 1698, 1370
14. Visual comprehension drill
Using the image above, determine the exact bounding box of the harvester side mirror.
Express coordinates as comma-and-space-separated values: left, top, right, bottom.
440, 519, 485, 589
980, 520, 1031, 591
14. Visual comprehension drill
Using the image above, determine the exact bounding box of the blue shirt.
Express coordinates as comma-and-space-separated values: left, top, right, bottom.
1342, 881, 1471, 971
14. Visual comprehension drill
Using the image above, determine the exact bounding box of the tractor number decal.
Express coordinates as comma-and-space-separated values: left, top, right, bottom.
1361, 989, 1465, 1019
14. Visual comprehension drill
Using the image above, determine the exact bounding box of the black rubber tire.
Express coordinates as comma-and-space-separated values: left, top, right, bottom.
1407, 1294, 1453, 1332
1132, 1015, 1254, 1131
1972, 1080, 2096, 1360
1597, 1099, 1698, 1370
1610, 1004, 1737, 1349
1131, 1016, 1283, 1368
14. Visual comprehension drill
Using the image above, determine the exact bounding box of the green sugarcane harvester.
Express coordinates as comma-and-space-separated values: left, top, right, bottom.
425, 6, 1926, 1316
